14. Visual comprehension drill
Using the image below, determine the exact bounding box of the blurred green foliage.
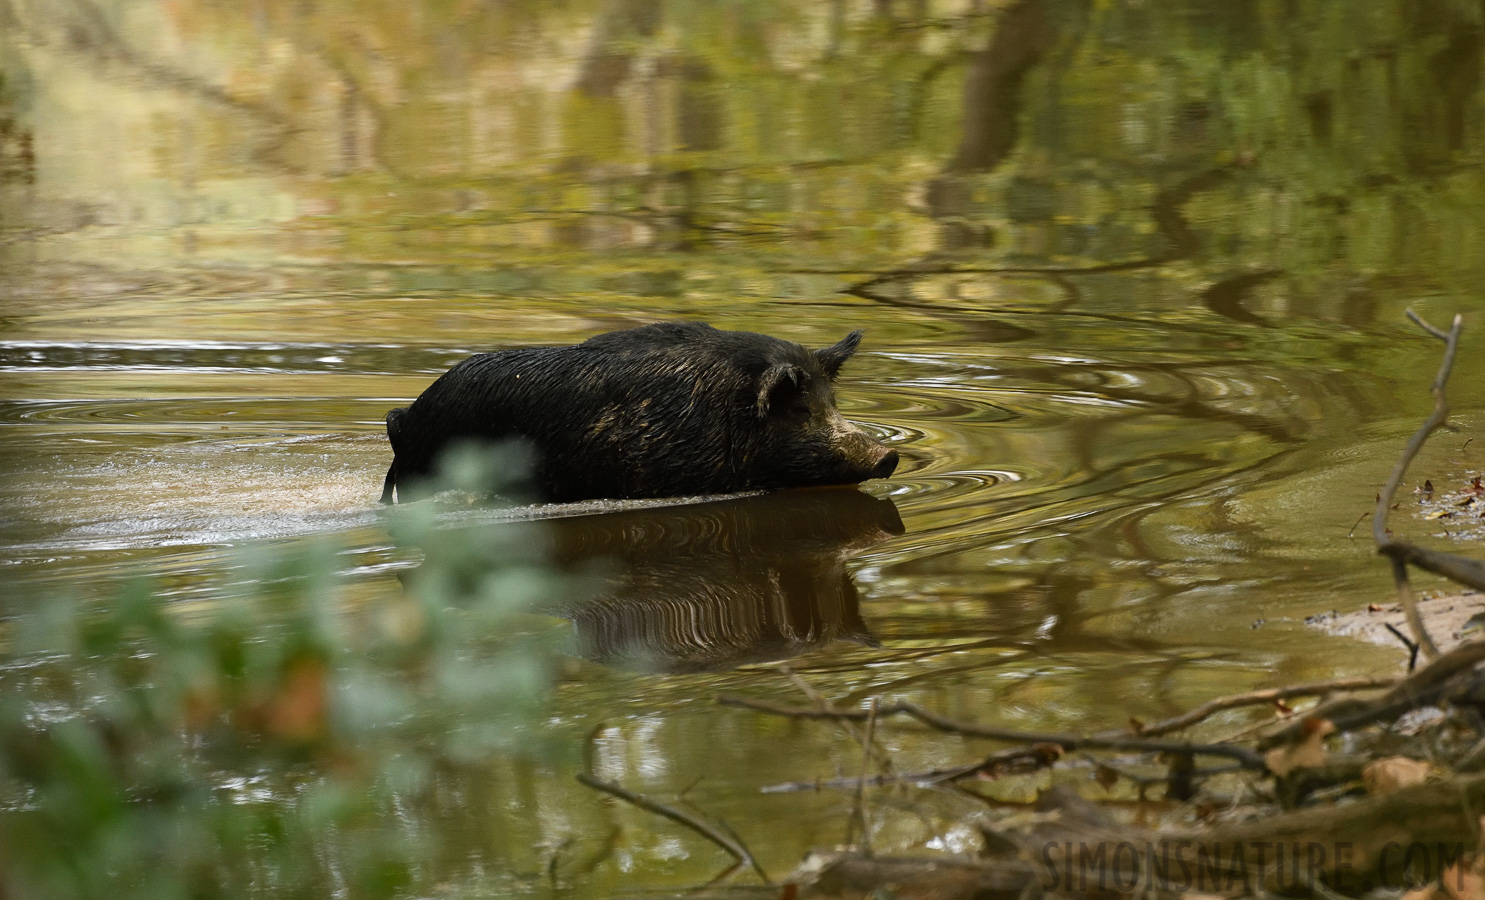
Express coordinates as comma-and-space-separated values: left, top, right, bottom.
0, 451, 561, 900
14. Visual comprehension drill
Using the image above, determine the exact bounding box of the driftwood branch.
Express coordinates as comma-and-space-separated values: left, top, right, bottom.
762, 767, 962, 794
1256, 640, 1485, 749
1373, 309, 1465, 660
717, 697, 1265, 768
576, 773, 769, 883
1194, 769, 1485, 883
1132, 675, 1398, 737
1379, 540, 1485, 592
729, 676, 1402, 794
802, 771, 1485, 898
1369, 309, 1462, 550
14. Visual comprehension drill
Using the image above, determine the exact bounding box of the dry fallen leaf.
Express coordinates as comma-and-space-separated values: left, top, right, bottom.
1264, 718, 1335, 777
1032, 742, 1065, 764
1362, 757, 1437, 795
1094, 764, 1119, 791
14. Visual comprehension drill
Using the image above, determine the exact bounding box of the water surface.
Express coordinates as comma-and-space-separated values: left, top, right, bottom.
4, 0, 1485, 893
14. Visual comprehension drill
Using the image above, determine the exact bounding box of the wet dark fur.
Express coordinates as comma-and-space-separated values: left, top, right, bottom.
380, 322, 897, 503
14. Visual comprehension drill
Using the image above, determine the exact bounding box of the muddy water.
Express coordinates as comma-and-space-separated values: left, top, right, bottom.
4, 0, 1485, 894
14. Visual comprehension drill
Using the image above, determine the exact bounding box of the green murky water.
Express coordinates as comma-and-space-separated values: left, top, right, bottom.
4, 0, 1485, 893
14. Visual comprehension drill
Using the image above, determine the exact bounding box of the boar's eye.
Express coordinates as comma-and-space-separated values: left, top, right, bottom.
755, 363, 809, 419
815, 330, 864, 380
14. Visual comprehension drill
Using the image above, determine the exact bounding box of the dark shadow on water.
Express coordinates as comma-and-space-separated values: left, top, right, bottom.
543, 487, 904, 673
1201, 269, 1281, 327
411, 488, 905, 674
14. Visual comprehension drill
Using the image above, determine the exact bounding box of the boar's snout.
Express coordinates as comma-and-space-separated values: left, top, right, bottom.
872, 447, 899, 480
834, 424, 897, 484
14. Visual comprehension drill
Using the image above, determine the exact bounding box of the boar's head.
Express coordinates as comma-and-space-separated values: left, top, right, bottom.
743, 330, 899, 490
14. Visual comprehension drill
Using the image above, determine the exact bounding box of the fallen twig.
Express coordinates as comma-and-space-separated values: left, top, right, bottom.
779, 665, 895, 771
802, 771, 1485, 897
1378, 541, 1485, 592
717, 696, 1266, 768
762, 767, 965, 794
1257, 640, 1485, 749
1373, 309, 1465, 660
779, 664, 832, 710
846, 698, 879, 852
576, 773, 769, 883
1131, 675, 1399, 737
731, 675, 1398, 793
1383, 622, 1421, 671
1200, 769, 1485, 881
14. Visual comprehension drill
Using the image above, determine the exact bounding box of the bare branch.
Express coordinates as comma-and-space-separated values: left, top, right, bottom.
1256, 640, 1485, 749
779, 665, 895, 771
762, 767, 964, 794
846, 698, 879, 852
1372, 310, 1464, 659
778, 664, 832, 709
1377, 541, 1485, 592
1406, 308, 1453, 341
1132, 676, 1398, 737
576, 773, 769, 883
716, 696, 1265, 768
728, 676, 1392, 792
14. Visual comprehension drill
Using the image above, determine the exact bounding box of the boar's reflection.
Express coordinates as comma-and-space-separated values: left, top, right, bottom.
415, 488, 899, 672
543, 488, 902, 671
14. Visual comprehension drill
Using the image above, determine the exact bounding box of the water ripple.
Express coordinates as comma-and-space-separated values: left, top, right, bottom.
0, 336, 1369, 619
0, 340, 476, 376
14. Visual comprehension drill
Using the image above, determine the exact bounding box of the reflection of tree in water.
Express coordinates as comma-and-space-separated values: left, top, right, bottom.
0, 73, 34, 185
804, 0, 1485, 344
559, 0, 720, 252
11, 0, 1485, 305
534, 0, 1485, 321
534, 488, 904, 673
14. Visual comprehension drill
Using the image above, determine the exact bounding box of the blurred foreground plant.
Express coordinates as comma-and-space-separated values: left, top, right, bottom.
0, 445, 563, 900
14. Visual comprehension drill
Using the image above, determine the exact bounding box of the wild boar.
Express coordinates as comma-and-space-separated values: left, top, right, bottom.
380, 321, 898, 503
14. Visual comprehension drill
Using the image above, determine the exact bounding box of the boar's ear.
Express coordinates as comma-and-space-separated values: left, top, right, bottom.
756, 364, 808, 419
815, 330, 864, 380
